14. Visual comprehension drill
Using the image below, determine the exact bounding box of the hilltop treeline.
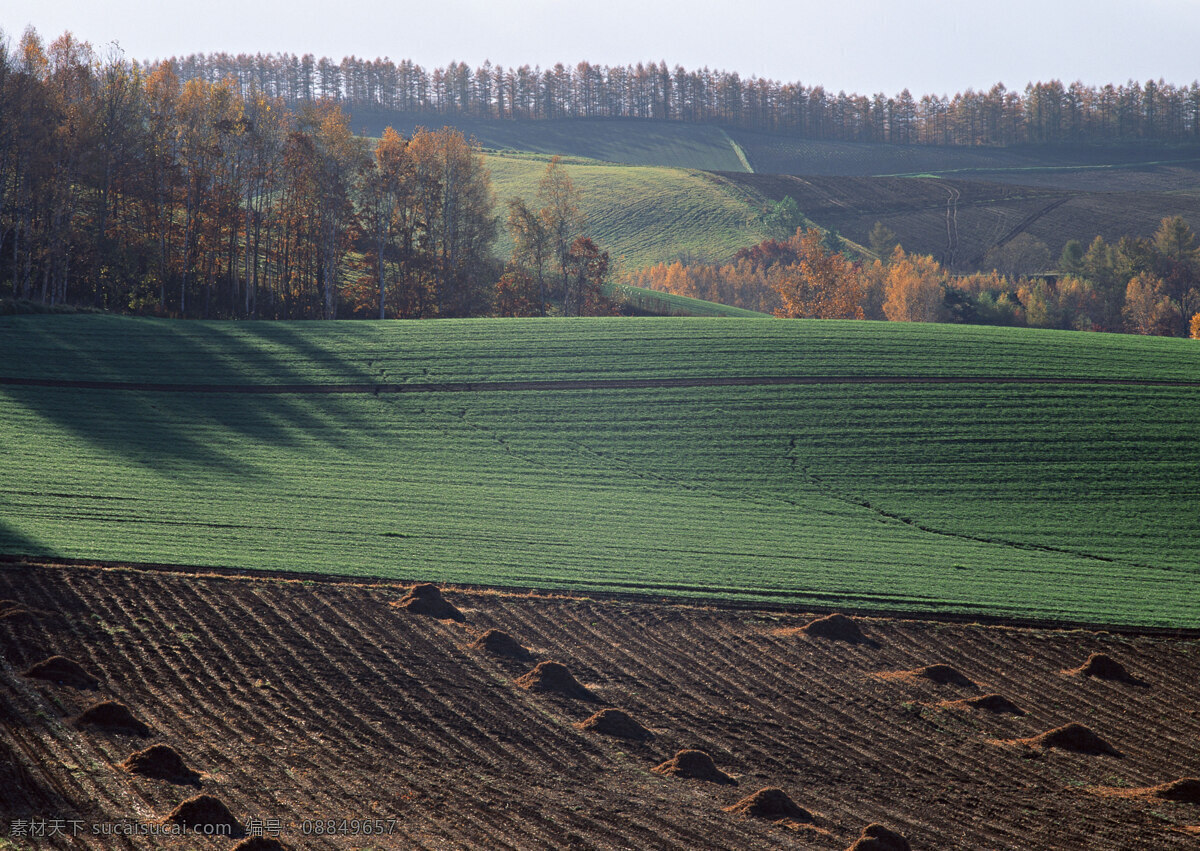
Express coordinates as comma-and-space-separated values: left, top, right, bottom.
0, 30, 509, 318
162, 50, 1200, 146
626, 219, 1200, 337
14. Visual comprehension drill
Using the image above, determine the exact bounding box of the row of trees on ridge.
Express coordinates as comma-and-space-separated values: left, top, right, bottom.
164, 50, 1200, 146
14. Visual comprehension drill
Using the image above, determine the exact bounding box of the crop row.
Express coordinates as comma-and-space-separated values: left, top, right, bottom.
4, 316, 1200, 387
2, 376, 1197, 626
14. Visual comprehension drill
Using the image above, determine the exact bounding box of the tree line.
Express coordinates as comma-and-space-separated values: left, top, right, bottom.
625, 217, 1200, 338
0, 29, 622, 319
161, 50, 1200, 146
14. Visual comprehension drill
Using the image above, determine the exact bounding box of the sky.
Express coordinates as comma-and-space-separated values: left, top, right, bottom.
4, 0, 1199, 96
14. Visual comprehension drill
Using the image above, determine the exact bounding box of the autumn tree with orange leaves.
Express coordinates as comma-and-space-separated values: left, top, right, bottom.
882, 248, 947, 323
771, 228, 864, 319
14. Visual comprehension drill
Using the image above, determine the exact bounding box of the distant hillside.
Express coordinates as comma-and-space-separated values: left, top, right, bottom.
723, 168, 1200, 271
357, 113, 1200, 276
484, 152, 769, 271
351, 108, 750, 171
725, 130, 1200, 178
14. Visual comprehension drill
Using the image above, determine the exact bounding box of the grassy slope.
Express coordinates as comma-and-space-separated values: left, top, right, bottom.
485, 152, 770, 270
2, 315, 1199, 627
610, 282, 773, 317
351, 109, 749, 172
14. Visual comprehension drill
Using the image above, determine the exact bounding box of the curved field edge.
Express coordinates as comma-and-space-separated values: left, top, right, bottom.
1, 315, 1198, 628
3, 315, 1200, 386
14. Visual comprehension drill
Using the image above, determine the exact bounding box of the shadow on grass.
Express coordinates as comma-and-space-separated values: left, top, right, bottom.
0, 317, 389, 475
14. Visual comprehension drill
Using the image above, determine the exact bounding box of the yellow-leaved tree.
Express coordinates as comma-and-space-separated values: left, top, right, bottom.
771, 228, 864, 319
882, 248, 946, 322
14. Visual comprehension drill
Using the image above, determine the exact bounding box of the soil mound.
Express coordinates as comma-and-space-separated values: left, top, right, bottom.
948, 694, 1025, 714
1025, 723, 1119, 755
801, 613, 863, 642
578, 708, 653, 740
1148, 778, 1200, 803
913, 664, 973, 686
232, 838, 290, 851
162, 794, 243, 835
515, 661, 595, 700
75, 701, 150, 736
652, 749, 735, 784
724, 787, 813, 822
470, 629, 531, 660
847, 823, 911, 850
1068, 653, 1138, 682
394, 584, 463, 621
882, 664, 973, 687
23, 656, 101, 689
121, 744, 200, 785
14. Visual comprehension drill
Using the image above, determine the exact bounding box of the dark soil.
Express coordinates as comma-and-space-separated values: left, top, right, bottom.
231, 838, 289, 851
515, 661, 595, 700
1025, 723, 1120, 756
23, 655, 101, 689
801, 613, 864, 642
75, 701, 150, 736
1148, 778, 1200, 804
394, 584, 463, 621
1069, 652, 1141, 683
724, 787, 813, 822
470, 628, 531, 659
577, 708, 653, 740
848, 822, 912, 850
949, 694, 1025, 715
5, 562, 1200, 850
652, 749, 735, 784
162, 794, 243, 835
912, 664, 974, 687
121, 744, 201, 785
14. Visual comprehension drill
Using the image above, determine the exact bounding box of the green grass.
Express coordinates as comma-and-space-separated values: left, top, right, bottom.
609, 283, 772, 317
352, 110, 750, 172
2, 315, 1200, 627
484, 152, 770, 271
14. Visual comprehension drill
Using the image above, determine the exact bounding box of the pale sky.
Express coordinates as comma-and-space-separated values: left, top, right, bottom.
5, 0, 1199, 96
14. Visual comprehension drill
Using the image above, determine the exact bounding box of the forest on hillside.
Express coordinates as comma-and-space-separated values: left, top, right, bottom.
0, 31, 527, 319
162, 50, 1200, 147
626, 220, 1200, 338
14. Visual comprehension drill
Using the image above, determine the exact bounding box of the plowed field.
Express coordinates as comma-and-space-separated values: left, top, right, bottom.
722, 171, 1200, 272
3, 562, 1199, 849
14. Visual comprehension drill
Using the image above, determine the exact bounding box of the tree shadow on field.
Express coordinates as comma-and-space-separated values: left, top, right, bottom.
0, 521, 54, 559
0, 316, 391, 476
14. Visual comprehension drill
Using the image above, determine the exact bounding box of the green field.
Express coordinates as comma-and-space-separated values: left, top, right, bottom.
485, 151, 770, 270
609, 283, 773, 317
352, 110, 751, 172
2, 315, 1199, 627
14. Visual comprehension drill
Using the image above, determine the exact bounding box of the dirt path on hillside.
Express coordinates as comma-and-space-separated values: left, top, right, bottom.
3, 373, 1199, 395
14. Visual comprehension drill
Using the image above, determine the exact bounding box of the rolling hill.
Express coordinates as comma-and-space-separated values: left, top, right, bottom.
351, 109, 751, 172
484, 151, 770, 270
2, 315, 1199, 628
358, 115, 1200, 276
721, 169, 1200, 270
